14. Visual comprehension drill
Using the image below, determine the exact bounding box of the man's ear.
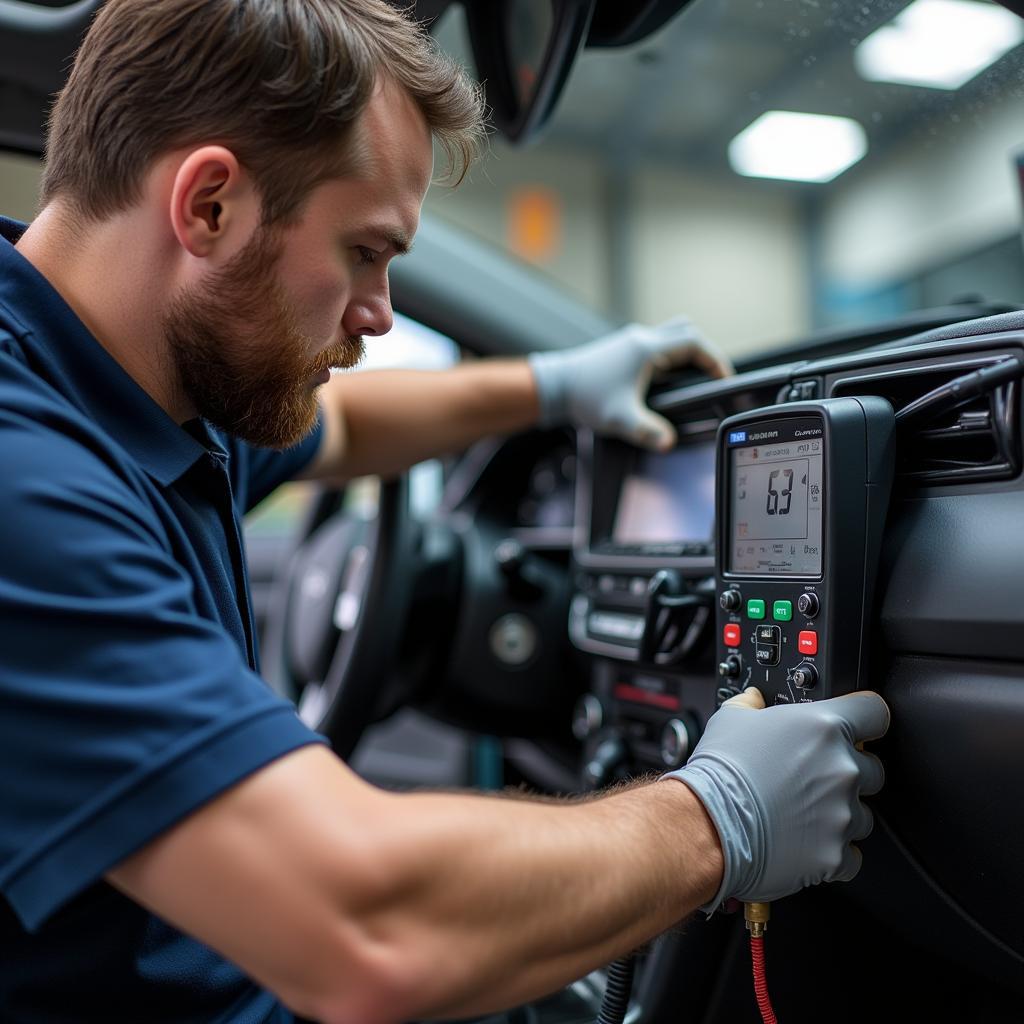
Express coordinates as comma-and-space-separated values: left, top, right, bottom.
168, 146, 260, 259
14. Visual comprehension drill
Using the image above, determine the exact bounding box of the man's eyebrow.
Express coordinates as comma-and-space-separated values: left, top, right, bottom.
356, 226, 413, 256
387, 231, 413, 256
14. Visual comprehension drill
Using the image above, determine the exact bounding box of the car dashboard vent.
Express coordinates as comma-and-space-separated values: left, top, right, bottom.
829, 359, 1021, 484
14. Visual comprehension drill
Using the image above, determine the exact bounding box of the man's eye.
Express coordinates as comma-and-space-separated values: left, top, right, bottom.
356, 246, 378, 266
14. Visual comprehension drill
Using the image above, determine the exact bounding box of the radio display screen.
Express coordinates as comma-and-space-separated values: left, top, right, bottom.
611, 442, 716, 545
727, 418, 824, 576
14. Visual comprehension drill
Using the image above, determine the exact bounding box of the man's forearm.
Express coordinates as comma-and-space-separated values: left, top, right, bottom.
307, 319, 734, 485
350, 777, 721, 1021
319, 361, 539, 482
106, 687, 885, 1024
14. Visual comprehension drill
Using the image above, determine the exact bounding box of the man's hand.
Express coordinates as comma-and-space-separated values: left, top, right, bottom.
662, 687, 889, 910
528, 316, 733, 451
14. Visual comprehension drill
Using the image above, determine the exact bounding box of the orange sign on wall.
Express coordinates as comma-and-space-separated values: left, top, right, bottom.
507, 186, 562, 264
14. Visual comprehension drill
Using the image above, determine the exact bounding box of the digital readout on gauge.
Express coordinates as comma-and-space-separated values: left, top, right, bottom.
728, 430, 824, 576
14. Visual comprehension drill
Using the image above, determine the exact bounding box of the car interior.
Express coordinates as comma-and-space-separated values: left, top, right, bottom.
3, 0, 1024, 1021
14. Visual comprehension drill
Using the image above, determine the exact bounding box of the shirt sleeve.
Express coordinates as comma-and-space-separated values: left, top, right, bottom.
233, 413, 325, 515
0, 418, 327, 932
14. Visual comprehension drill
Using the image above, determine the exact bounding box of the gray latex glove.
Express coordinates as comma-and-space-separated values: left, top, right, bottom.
528, 317, 733, 451
664, 687, 889, 911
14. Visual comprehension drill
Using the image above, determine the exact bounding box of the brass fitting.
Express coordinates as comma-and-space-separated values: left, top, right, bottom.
744, 901, 771, 938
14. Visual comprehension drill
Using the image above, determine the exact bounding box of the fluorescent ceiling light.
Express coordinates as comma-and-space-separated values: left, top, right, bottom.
855, 0, 1024, 90
728, 111, 868, 183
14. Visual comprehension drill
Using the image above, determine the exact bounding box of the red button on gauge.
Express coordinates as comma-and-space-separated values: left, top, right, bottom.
798, 630, 818, 656
724, 623, 741, 648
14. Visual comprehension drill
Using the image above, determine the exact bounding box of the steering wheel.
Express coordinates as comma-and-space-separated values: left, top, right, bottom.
263, 432, 583, 765
261, 476, 440, 760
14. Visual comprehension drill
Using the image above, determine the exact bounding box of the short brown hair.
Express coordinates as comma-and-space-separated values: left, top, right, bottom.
41, 0, 485, 224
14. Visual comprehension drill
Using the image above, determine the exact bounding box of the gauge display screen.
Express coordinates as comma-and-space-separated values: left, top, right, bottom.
727, 418, 824, 576
612, 441, 716, 544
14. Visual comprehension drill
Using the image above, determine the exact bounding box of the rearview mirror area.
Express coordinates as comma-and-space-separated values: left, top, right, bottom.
0, 0, 689, 154
464, 0, 595, 145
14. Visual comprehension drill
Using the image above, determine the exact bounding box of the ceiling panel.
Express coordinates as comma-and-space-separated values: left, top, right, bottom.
541, 0, 1024, 183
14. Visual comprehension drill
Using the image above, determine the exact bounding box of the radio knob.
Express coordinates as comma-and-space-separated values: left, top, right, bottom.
720, 589, 742, 612
791, 662, 819, 690
572, 694, 604, 741
797, 592, 820, 618
660, 718, 695, 769
718, 655, 742, 679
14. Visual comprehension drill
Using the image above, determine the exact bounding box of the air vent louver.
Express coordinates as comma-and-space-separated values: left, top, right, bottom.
831, 360, 1021, 484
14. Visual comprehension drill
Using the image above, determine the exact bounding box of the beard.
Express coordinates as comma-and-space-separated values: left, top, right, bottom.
163, 226, 364, 449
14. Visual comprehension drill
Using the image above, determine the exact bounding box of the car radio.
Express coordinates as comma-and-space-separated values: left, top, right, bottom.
715, 397, 894, 706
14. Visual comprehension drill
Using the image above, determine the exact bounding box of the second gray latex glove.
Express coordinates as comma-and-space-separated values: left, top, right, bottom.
528, 317, 732, 451
663, 687, 889, 911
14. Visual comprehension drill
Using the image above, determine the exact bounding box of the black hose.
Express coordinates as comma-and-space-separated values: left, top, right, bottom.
596, 956, 635, 1024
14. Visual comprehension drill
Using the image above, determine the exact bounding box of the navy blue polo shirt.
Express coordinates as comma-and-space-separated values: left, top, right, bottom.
0, 217, 328, 1022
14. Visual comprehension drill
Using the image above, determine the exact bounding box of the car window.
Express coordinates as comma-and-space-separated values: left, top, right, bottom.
425, 0, 1024, 359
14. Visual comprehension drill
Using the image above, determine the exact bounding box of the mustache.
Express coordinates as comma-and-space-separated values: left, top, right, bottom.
310, 336, 364, 375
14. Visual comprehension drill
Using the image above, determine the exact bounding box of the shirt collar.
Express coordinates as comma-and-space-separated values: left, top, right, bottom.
0, 216, 209, 486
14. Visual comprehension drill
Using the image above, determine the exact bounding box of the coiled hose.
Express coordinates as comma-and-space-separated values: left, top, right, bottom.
749, 935, 777, 1024
596, 956, 635, 1024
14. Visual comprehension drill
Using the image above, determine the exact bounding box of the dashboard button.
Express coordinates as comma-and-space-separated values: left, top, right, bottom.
756, 625, 781, 644
747, 599, 766, 620
588, 611, 645, 643
755, 644, 780, 666
797, 592, 820, 618
723, 623, 741, 647
798, 630, 818, 655
772, 600, 792, 621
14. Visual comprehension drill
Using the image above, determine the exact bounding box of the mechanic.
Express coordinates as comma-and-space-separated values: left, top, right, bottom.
0, 1, 889, 1022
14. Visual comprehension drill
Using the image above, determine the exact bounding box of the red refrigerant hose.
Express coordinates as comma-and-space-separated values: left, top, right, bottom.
749, 935, 777, 1024
745, 902, 778, 1024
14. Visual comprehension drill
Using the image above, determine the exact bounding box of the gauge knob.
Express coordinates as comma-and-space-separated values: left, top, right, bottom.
572, 694, 603, 741
718, 654, 742, 679
660, 718, 696, 769
797, 592, 820, 618
791, 662, 819, 690
720, 589, 742, 612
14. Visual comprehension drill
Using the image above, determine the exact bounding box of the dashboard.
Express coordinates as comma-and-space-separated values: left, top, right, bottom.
571, 315, 1023, 740
548, 310, 1024, 1011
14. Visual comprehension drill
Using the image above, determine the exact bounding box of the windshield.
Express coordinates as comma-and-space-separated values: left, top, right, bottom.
426, 0, 1024, 359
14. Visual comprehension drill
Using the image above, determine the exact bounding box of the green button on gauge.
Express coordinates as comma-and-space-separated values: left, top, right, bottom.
747, 599, 766, 620
773, 600, 792, 621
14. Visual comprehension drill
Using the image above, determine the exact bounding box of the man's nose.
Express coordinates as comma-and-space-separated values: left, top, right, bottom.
343, 279, 394, 338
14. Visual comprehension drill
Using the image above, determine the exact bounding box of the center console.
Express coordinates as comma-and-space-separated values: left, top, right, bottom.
570, 416, 725, 782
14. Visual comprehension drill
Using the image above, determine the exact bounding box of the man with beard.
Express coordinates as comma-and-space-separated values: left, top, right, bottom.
0, 1, 888, 1022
